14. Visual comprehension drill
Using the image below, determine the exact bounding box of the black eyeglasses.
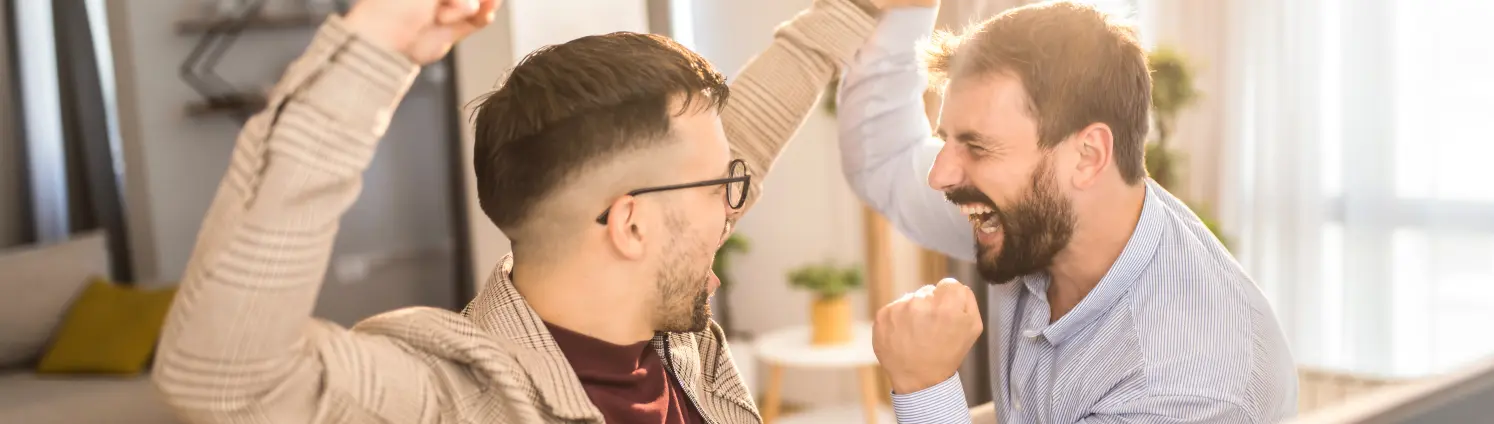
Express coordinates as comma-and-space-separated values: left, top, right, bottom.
596, 159, 751, 225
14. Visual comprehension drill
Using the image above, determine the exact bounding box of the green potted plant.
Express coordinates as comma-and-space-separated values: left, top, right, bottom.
1147, 45, 1229, 247
712, 234, 749, 339
1146, 46, 1197, 191
787, 262, 863, 345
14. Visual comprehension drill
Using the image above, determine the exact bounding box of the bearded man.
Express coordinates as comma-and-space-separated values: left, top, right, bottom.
836, 1, 1298, 423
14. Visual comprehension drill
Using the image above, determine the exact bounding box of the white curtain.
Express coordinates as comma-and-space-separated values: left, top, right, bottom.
1218, 0, 1494, 379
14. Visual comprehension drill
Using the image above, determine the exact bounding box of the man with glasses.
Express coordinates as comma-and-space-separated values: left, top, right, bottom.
152, 0, 922, 423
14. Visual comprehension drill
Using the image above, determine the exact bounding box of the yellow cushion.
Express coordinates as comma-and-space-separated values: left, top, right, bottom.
36, 278, 177, 374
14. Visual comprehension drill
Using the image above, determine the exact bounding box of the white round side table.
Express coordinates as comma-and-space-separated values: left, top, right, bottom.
753, 322, 886, 424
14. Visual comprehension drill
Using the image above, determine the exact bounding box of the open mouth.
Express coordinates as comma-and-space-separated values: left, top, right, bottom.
959, 203, 1001, 234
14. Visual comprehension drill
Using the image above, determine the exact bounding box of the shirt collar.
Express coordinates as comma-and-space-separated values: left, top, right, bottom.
1040, 182, 1167, 346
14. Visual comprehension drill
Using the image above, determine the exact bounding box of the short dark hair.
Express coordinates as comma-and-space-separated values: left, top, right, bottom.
924, 1, 1151, 184
471, 32, 729, 239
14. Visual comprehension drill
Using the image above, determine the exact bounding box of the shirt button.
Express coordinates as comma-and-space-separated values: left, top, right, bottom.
1014, 401, 1023, 411
1022, 329, 1040, 339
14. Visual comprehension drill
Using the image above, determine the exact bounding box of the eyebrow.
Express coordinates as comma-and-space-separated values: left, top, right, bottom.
935, 129, 1000, 148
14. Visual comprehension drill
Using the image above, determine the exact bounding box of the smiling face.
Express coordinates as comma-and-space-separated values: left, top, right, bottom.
933, 74, 1077, 284
920, 1, 1154, 284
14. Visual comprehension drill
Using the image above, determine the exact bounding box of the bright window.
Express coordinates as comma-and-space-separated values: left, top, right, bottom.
1311, 0, 1494, 377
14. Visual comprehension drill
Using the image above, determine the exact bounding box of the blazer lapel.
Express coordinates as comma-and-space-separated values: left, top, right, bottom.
659, 327, 762, 421
462, 255, 603, 422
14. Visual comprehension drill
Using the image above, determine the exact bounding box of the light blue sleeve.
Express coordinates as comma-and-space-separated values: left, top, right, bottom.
890, 373, 974, 424
836, 7, 976, 263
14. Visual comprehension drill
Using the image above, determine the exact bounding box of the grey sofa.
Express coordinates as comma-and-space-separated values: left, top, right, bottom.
0, 232, 181, 423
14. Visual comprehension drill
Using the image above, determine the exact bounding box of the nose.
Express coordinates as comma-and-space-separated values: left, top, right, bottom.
717, 220, 735, 248
927, 141, 965, 191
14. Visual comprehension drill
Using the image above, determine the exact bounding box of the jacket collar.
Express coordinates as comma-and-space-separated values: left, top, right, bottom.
462, 254, 758, 419
459, 254, 604, 421
654, 328, 761, 417
361, 254, 757, 421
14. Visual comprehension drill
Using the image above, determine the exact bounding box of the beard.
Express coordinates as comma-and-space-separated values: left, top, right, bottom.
947, 158, 1076, 284
654, 211, 714, 333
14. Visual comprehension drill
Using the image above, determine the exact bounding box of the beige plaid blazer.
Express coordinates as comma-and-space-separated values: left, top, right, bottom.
150, 2, 875, 423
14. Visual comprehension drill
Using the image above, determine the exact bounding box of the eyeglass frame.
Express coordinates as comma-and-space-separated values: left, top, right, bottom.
594, 158, 752, 225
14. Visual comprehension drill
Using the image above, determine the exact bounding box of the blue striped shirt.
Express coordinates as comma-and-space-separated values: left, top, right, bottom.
837, 7, 1299, 423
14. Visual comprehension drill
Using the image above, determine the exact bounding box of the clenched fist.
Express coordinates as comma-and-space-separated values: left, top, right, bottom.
873, 278, 983, 394
343, 0, 501, 64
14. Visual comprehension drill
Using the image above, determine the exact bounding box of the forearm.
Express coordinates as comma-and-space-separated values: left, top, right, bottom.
152, 16, 417, 420
723, 0, 876, 213
837, 7, 974, 261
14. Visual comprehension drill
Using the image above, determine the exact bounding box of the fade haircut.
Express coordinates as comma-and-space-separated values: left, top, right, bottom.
924, 1, 1152, 184
471, 32, 730, 244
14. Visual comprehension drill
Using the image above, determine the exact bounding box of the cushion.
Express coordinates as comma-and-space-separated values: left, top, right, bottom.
0, 232, 110, 368
37, 279, 176, 374
0, 371, 182, 424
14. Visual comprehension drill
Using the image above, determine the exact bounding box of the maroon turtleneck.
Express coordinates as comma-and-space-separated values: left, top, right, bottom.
544, 322, 705, 424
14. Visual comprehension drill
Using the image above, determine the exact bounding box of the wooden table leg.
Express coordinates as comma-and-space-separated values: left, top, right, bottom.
762, 365, 785, 424
857, 366, 881, 424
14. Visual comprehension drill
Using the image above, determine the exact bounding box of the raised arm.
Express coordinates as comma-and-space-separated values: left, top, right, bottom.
837, 6, 974, 261
151, 4, 495, 423
723, 0, 876, 213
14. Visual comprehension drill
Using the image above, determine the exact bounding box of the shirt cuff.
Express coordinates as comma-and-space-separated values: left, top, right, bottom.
871, 7, 938, 54
890, 373, 973, 424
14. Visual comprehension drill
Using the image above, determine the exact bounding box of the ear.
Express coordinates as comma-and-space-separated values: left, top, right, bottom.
604, 196, 648, 260
1070, 122, 1115, 189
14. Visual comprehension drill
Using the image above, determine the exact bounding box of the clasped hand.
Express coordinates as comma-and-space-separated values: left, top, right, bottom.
872, 278, 984, 394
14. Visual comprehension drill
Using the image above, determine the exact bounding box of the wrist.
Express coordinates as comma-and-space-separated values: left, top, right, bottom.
889, 373, 946, 394
340, 10, 415, 59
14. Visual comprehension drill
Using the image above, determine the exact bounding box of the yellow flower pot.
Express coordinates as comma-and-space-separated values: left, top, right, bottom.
810, 295, 852, 345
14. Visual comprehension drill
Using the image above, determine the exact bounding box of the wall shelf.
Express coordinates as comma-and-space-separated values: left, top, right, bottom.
185, 92, 267, 117
175, 13, 323, 34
